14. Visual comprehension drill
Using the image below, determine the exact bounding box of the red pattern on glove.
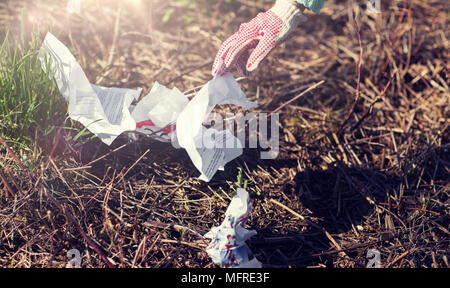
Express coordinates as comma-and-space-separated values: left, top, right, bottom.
212, 11, 283, 77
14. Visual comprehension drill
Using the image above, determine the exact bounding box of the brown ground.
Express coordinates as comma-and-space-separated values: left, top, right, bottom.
0, 0, 448, 268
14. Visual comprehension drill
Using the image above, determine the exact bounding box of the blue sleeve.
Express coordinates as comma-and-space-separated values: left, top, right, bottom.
296, 0, 325, 14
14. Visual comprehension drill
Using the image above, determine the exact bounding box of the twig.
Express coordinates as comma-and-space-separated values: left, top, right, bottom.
85, 169, 124, 207
167, 59, 213, 84
336, 18, 362, 136
385, 248, 416, 268
1, 136, 115, 268
86, 143, 129, 166
379, 202, 440, 216
159, 239, 206, 250
41, 186, 116, 268
97, 2, 123, 83
132, 230, 157, 267
143, 220, 206, 239
269, 80, 325, 116
269, 199, 347, 256
9, 229, 58, 261
108, 3, 122, 66
0, 169, 14, 197
0, 136, 27, 170
349, 70, 396, 132
43, 127, 62, 169
101, 169, 116, 233
123, 149, 150, 178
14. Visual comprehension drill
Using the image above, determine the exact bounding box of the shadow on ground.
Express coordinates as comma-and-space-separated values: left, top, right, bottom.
249, 163, 391, 267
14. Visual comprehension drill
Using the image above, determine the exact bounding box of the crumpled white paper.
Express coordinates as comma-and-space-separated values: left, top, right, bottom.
176, 74, 256, 181
204, 188, 261, 268
39, 32, 141, 145
131, 82, 188, 143
39, 32, 258, 182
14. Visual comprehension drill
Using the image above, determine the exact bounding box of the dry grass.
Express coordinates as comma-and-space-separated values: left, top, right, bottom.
0, 0, 448, 267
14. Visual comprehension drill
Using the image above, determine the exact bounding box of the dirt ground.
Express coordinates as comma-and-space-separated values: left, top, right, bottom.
0, 0, 448, 268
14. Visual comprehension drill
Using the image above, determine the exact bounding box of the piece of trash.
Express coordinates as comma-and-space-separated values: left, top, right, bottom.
176, 74, 256, 181
39, 32, 257, 182
39, 32, 141, 146
131, 81, 188, 143
204, 188, 261, 268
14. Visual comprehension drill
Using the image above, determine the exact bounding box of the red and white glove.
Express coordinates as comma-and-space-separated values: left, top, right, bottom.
212, 0, 305, 77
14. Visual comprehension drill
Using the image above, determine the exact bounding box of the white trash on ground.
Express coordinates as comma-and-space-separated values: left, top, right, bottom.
38, 32, 257, 182
176, 73, 256, 181
131, 82, 188, 143
204, 188, 261, 268
39, 32, 141, 146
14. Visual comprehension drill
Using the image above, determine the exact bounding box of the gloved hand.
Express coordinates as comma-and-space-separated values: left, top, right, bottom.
212, 0, 305, 77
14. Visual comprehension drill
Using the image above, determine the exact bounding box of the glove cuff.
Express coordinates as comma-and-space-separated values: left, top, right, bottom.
270, 0, 306, 28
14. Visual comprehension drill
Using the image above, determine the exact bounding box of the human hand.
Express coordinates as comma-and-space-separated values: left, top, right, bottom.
212, 0, 305, 77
